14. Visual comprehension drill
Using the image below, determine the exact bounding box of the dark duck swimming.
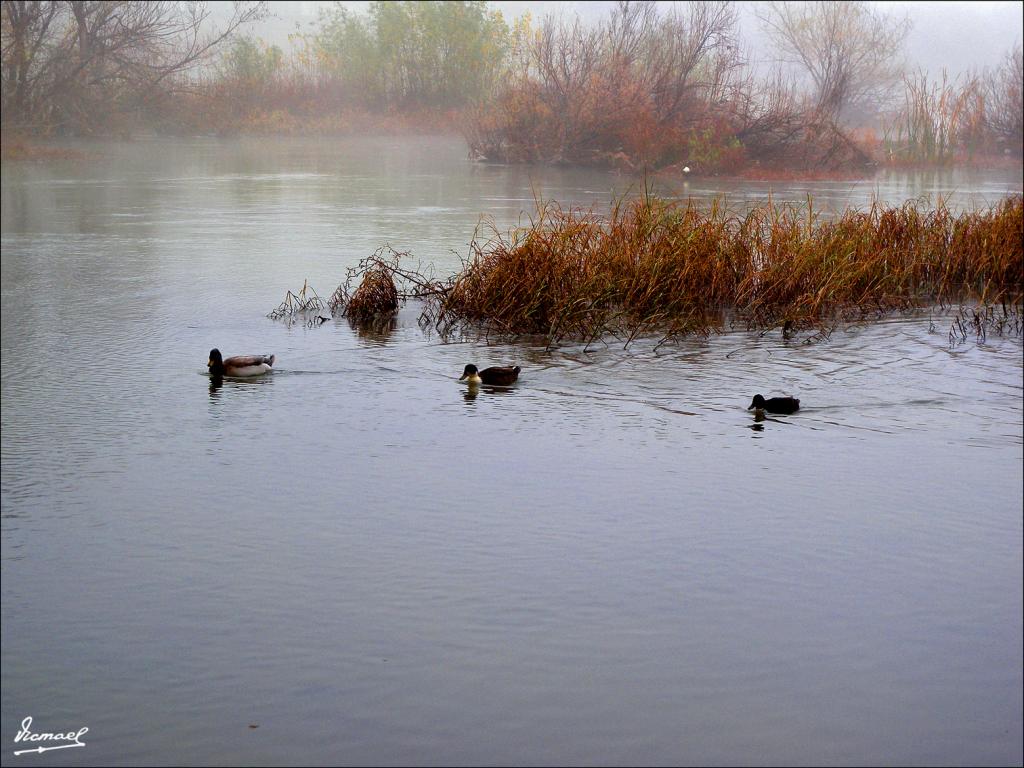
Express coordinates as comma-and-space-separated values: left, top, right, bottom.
748, 394, 800, 414
459, 364, 521, 386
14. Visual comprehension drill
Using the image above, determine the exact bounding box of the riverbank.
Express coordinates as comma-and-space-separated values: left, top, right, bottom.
1, 134, 89, 161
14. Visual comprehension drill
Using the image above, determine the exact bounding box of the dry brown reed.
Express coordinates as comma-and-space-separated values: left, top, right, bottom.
342, 267, 399, 321
887, 70, 980, 163
268, 279, 328, 322
433, 194, 1023, 346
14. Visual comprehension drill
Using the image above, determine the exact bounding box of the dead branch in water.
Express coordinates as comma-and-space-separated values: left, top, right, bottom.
328, 246, 450, 322
949, 303, 1023, 346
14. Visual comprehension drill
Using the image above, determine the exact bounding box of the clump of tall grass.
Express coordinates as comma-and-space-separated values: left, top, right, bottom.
340, 266, 399, 321
885, 70, 979, 164
433, 194, 1023, 345
885, 48, 1024, 164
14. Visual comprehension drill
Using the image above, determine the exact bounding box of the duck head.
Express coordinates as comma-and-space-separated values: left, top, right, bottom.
748, 394, 766, 410
208, 348, 224, 375
459, 364, 482, 384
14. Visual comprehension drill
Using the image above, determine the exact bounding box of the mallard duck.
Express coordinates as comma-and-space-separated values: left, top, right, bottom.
459, 364, 521, 386
748, 394, 800, 414
208, 348, 275, 377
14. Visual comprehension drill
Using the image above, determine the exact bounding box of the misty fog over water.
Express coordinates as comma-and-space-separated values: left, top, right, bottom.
258, 1, 1024, 74
2, 0, 1023, 765
2, 134, 1022, 765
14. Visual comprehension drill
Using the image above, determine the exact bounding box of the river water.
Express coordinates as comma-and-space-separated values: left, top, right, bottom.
2, 136, 1022, 766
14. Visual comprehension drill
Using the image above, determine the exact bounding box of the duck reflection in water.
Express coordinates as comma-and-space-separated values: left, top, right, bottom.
745, 409, 766, 432
461, 382, 518, 406
208, 372, 275, 400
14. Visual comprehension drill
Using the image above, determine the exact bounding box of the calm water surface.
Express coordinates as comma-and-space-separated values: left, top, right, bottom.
2, 137, 1022, 766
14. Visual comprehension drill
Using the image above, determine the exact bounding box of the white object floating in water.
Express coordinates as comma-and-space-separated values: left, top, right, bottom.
683, 166, 691, 173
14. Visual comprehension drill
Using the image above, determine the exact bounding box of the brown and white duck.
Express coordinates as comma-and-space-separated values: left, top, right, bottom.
208, 348, 275, 377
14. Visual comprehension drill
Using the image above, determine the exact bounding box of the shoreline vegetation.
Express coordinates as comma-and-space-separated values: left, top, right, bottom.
309, 193, 1024, 348
0, 134, 90, 161
2, 2, 1022, 175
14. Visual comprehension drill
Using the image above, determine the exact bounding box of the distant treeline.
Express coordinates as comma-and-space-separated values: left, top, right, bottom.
465, 3, 1023, 171
2, 1, 1022, 172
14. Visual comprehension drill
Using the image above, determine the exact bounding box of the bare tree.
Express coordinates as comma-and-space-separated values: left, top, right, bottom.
531, 14, 602, 145
636, 1, 739, 123
1, 1, 68, 122
985, 44, 1023, 155
756, 1, 910, 122
2, 1, 264, 132
730, 69, 806, 152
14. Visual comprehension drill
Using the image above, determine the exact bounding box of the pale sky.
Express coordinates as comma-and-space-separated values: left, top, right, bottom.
258, 1, 1024, 76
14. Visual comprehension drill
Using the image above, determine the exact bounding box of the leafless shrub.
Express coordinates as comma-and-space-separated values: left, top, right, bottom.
342, 267, 399, 321
328, 246, 448, 320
